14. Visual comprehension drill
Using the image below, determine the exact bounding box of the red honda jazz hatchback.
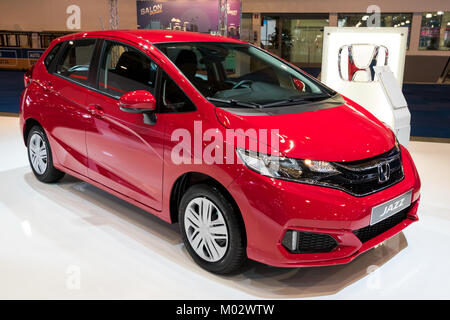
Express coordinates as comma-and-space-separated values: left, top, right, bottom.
20, 30, 421, 274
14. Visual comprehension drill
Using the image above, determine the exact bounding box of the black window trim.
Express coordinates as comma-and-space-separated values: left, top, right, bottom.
48, 37, 198, 114
90, 38, 197, 114
50, 38, 133, 100
88, 38, 104, 88
51, 38, 99, 89
153, 41, 337, 100
94, 38, 160, 100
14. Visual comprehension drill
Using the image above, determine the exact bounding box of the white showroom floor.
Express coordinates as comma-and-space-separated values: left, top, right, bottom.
0, 115, 450, 299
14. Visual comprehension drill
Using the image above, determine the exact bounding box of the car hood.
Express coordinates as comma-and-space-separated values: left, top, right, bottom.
214, 96, 396, 162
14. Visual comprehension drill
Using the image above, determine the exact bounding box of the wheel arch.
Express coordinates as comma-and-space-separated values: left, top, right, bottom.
169, 172, 245, 235
23, 117, 42, 146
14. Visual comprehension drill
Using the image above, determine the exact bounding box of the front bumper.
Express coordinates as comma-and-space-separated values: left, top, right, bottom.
228, 145, 421, 268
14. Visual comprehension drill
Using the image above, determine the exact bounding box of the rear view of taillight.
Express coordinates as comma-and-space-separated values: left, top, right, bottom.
24, 66, 34, 88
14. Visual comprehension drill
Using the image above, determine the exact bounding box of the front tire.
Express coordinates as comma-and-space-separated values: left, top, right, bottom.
27, 126, 65, 183
179, 184, 246, 274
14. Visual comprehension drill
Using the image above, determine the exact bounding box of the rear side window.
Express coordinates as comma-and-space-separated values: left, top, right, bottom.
98, 40, 158, 98
55, 39, 96, 85
44, 43, 62, 70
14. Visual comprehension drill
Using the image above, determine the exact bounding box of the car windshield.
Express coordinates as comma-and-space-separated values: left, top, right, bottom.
154, 42, 335, 107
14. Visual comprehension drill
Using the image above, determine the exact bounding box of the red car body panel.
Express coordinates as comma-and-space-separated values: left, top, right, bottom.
215, 98, 396, 162
20, 30, 421, 268
228, 145, 420, 267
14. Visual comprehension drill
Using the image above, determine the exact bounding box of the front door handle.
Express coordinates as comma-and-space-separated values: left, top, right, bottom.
88, 104, 104, 118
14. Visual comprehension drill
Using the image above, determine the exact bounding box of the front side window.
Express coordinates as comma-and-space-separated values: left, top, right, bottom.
155, 42, 333, 108
55, 39, 96, 85
98, 40, 158, 98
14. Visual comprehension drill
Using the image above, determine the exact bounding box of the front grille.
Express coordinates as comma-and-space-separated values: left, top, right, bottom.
325, 146, 404, 196
282, 230, 338, 253
352, 207, 409, 243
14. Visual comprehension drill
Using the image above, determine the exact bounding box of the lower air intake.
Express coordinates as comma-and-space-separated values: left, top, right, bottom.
282, 230, 337, 254
352, 207, 409, 243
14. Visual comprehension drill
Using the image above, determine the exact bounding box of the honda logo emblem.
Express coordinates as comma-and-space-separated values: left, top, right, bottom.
338, 44, 389, 82
378, 162, 391, 183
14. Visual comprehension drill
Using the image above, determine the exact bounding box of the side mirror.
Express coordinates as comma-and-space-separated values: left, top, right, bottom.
119, 90, 156, 113
119, 90, 157, 124
293, 78, 305, 92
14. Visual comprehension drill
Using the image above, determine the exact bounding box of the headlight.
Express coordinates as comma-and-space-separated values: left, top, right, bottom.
236, 148, 339, 185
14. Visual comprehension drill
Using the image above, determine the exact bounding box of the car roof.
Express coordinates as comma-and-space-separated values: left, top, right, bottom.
56, 29, 244, 45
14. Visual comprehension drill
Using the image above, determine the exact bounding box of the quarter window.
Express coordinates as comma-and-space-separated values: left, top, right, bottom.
44, 43, 63, 70
159, 72, 196, 113
55, 39, 96, 85
98, 40, 158, 98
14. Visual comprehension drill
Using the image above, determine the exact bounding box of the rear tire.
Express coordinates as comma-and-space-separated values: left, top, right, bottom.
27, 126, 65, 183
179, 184, 246, 274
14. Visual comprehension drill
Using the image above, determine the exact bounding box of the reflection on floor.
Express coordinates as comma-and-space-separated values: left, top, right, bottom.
1, 116, 449, 299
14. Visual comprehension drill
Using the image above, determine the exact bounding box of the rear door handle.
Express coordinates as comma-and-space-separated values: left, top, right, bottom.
88, 104, 104, 118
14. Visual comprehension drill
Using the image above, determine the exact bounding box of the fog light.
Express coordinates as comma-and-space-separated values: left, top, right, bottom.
281, 230, 299, 251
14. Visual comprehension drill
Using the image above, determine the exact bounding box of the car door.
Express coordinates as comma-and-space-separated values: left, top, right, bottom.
40, 38, 98, 176
85, 39, 164, 211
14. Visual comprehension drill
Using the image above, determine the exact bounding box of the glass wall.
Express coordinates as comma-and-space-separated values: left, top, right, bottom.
260, 17, 276, 49
338, 13, 412, 47
0, 32, 32, 47
419, 11, 450, 50
261, 14, 329, 66
240, 13, 253, 43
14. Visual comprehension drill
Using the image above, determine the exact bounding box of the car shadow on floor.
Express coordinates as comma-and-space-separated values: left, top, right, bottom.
14, 168, 408, 298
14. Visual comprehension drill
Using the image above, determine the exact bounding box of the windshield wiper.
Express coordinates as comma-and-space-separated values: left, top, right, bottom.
206, 97, 262, 109
260, 93, 332, 108
261, 98, 307, 108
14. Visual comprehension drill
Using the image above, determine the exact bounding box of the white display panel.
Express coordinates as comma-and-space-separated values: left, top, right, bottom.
321, 27, 408, 129
374, 65, 411, 147
375, 65, 407, 110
